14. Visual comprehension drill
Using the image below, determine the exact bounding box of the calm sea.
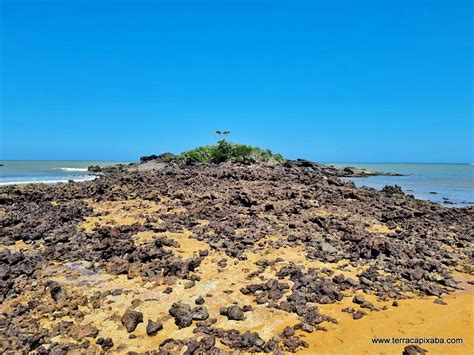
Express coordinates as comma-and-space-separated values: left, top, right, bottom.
0, 161, 472, 207
0, 160, 127, 186
328, 163, 473, 207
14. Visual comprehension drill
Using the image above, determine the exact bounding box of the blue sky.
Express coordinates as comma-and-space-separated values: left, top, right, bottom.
1, 0, 472, 162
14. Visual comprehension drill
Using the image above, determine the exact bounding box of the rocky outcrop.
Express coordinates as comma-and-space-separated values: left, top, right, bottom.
0, 161, 471, 353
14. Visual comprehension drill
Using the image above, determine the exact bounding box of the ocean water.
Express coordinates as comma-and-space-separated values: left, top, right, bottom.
0, 160, 128, 186
328, 163, 473, 207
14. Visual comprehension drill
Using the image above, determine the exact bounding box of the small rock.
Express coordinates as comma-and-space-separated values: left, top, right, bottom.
242, 331, 265, 347
321, 242, 337, 254
192, 306, 209, 320
146, 320, 163, 336
201, 335, 216, 349
360, 300, 376, 310
352, 311, 365, 320
282, 326, 295, 337
184, 281, 195, 289
70, 324, 98, 341
332, 274, 345, 284
80, 340, 90, 349
319, 295, 332, 304
403, 344, 428, 355
121, 310, 144, 333
352, 295, 365, 305
169, 302, 193, 328
47, 282, 68, 303
111, 288, 123, 296
101, 338, 114, 351
196, 318, 217, 327
220, 305, 245, 321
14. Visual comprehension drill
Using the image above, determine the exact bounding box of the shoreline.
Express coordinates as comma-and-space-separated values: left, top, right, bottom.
0, 176, 97, 186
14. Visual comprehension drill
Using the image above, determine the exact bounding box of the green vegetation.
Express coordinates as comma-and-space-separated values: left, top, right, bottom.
158, 152, 176, 162
179, 131, 285, 165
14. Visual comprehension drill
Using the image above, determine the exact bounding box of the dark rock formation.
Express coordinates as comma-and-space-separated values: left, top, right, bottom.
121, 310, 144, 333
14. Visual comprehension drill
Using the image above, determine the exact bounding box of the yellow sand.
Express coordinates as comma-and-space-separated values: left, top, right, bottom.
15, 199, 471, 354
301, 285, 473, 354
366, 223, 394, 234
0, 240, 41, 252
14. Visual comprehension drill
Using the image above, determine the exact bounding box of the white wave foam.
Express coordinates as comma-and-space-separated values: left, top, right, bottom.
0, 176, 97, 186
54, 167, 89, 172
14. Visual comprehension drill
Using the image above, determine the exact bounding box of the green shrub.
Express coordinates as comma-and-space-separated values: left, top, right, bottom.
179, 140, 285, 165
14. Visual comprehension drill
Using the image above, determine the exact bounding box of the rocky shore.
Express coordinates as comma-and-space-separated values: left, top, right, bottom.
0, 160, 472, 353
88, 156, 404, 178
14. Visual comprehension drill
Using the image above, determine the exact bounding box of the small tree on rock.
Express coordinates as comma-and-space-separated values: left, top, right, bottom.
215, 130, 231, 142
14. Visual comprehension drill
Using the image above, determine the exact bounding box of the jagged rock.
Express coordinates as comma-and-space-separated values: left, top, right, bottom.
169, 302, 193, 328
0, 158, 471, 353
70, 324, 98, 341
192, 306, 209, 320
220, 305, 245, 321
47, 281, 68, 303
121, 310, 143, 333
146, 320, 163, 336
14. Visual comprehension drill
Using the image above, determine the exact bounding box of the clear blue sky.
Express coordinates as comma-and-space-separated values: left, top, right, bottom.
1, 0, 472, 162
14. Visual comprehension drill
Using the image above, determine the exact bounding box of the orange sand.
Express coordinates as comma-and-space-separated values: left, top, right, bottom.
5, 198, 471, 354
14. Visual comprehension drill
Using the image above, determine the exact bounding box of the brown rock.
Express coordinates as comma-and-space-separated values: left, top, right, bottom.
146, 320, 163, 336
70, 323, 98, 341
121, 310, 143, 333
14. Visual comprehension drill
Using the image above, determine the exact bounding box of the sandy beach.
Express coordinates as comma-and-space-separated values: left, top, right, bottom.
1, 160, 472, 354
